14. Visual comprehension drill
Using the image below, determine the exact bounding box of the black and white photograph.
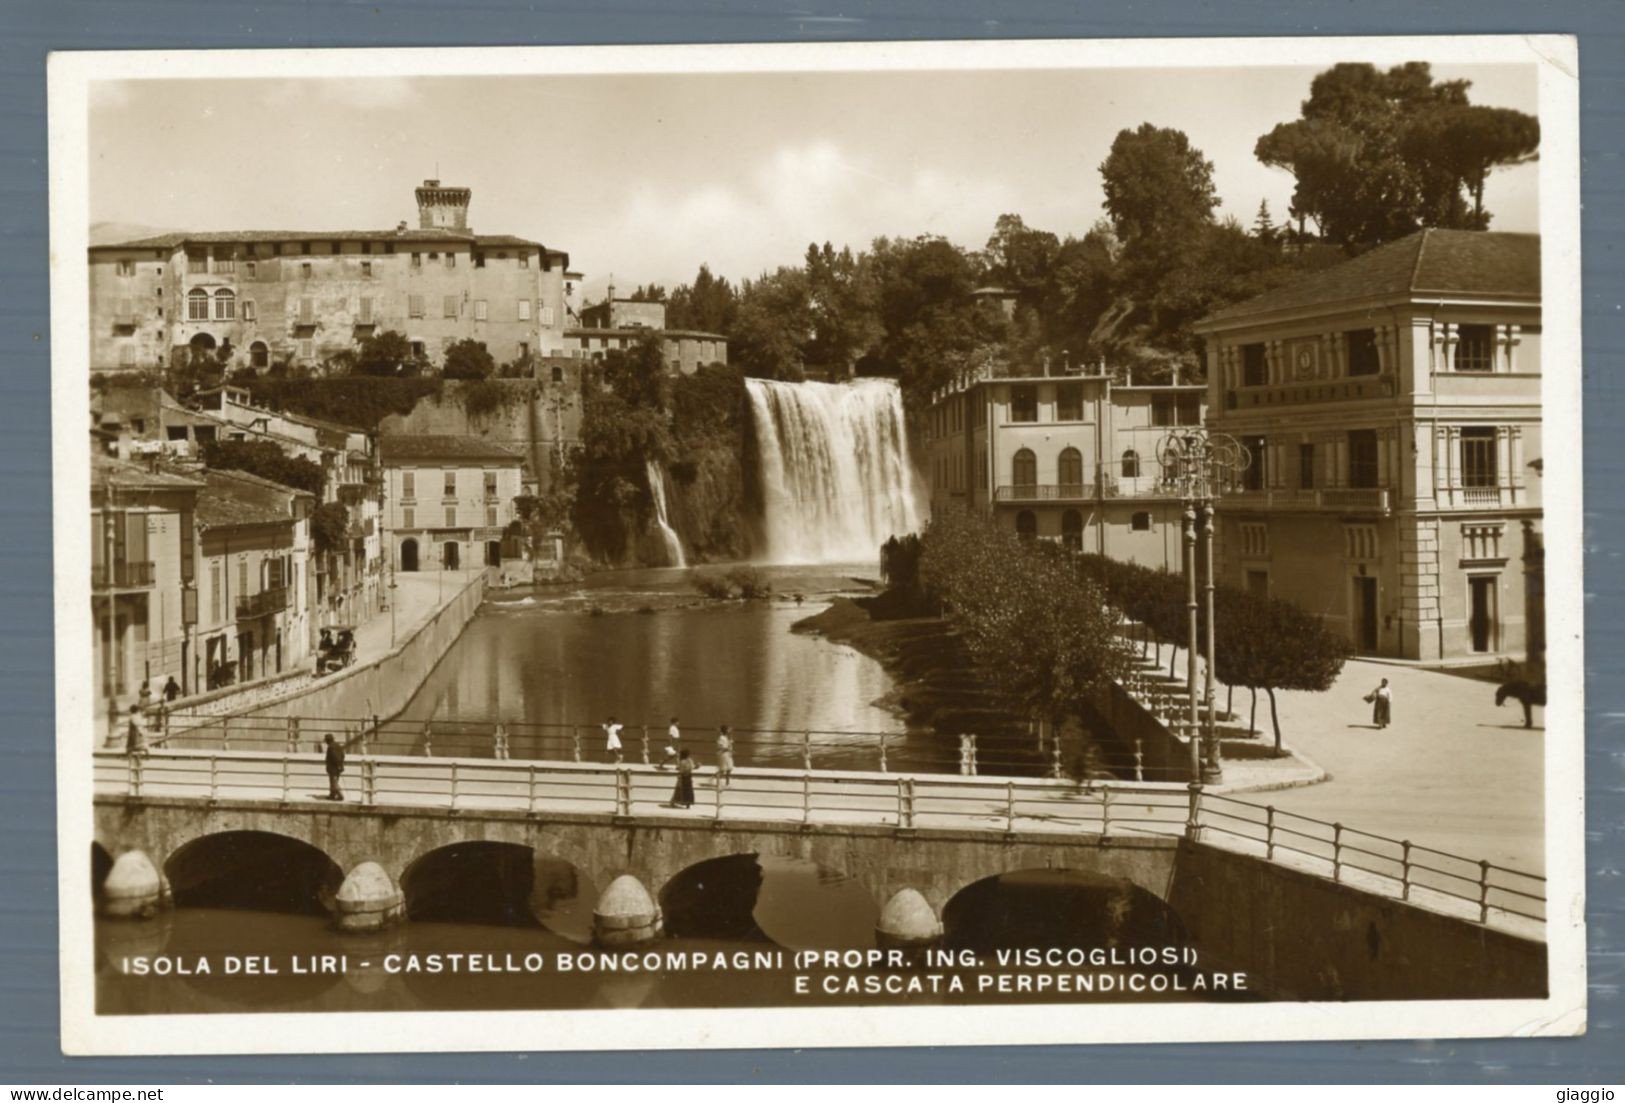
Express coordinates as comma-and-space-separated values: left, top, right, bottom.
47, 35, 1584, 1054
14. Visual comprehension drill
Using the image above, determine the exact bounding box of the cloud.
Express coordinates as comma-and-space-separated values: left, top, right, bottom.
611, 140, 1015, 286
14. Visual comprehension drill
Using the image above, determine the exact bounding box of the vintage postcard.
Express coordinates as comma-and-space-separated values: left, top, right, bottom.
47, 35, 1584, 1054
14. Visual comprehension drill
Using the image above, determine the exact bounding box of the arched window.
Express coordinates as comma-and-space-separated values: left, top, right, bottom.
1015, 511, 1038, 541
186, 287, 210, 321
249, 341, 269, 369
1061, 509, 1084, 551
1058, 446, 1083, 488
1012, 448, 1037, 488
212, 288, 235, 321
1122, 449, 1140, 479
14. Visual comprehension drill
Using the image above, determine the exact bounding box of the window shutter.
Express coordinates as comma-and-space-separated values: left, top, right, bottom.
444, 295, 458, 319
243, 299, 256, 322
409, 294, 424, 318
300, 297, 314, 324
474, 300, 488, 322
359, 297, 373, 324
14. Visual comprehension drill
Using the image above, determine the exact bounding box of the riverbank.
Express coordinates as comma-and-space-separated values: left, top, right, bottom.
793, 597, 1030, 739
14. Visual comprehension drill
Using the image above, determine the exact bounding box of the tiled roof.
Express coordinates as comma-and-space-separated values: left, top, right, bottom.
197, 469, 307, 528
378, 435, 526, 464
92, 452, 205, 490
92, 229, 554, 251
1199, 230, 1540, 326
565, 327, 728, 341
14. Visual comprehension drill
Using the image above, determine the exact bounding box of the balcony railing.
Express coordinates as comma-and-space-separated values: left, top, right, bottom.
995, 483, 1093, 503
92, 560, 155, 589
1223, 487, 1391, 515
235, 586, 289, 621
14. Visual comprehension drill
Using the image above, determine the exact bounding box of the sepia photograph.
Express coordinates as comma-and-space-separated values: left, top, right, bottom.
47, 35, 1583, 1054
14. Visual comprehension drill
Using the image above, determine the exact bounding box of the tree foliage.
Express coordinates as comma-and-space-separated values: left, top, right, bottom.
199, 439, 325, 498
354, 330, 418, 377
919, 510, 1131, 730
1255, 62, 1538, 245
442, 338, 496, 381
309, 501, 351, 558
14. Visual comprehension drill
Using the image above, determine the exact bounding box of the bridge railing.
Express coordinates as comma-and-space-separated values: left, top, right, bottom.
144, 714, 1193, 782
1194, 792, 1546, 928
93, 750, 1547, 934
91, 748, 1196, 836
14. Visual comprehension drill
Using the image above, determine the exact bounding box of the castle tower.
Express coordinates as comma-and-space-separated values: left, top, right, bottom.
415, 179, 472, 231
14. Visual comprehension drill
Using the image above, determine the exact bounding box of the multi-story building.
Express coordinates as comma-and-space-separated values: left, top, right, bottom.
379, 435, 526, 574
88, 179, 572, 374
194, 469, 316, 690
91, 454, 205, 722
924, 366, 1206, 571
1195, 229, 1542, 662
564, 296, 728, 375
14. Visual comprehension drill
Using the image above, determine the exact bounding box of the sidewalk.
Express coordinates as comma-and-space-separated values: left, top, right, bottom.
1226, 657, 1545, 874
351, 570, 479, 663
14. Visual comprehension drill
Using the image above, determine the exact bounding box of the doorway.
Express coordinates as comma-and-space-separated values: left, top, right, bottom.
400, 539, 418, 573
1353, 576, 1379, 653
443, 541, 460, 570
1469, 575, 1497, 653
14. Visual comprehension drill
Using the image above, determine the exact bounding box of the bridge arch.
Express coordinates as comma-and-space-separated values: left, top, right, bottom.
163, 829, 343, 915
400, 840, 540, 926
941, 866, 1188, 953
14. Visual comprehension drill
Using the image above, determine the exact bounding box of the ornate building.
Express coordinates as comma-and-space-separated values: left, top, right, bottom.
1196, 229, 1542, 662
88, 180, 573, 374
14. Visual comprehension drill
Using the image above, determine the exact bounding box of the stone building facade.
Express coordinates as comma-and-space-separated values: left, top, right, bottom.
379, 435, 526, 575
924, 366, 1206, 572
564, 296, 728, 375
88, 180, 572, 374
1195, 229, 1543, 662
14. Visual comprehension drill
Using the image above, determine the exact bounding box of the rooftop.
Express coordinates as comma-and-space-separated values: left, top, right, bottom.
91, 230, 569, 261
378, 435, 526, 464
92, 452, 205, 491
1199, 230, 1540, 327
197, 469, 309, 529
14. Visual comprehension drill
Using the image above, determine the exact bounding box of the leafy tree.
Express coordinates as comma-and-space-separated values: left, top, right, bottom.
442, 338, 496, 380
309, 501, 351, 558
199, 439, 325, 498
666, 264, 739, 334
1100, 123, 1219, 250
601, 331, 673, 411
354, 330, 415, 377
984, 213, 1061, 306
1210, 591, 1350, 751
1255, 62, 1537, 246
730, 266, 814, 381
803, 241, 882, 379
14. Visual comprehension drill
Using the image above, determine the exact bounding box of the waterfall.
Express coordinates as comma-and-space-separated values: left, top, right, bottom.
745, 377, 925, 564
645, 460, 687, 568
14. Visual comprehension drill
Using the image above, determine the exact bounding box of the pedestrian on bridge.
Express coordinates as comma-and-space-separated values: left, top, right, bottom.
602, 717, 624, 764
660, 717, 681, 770
324, 733, 347, 801
715, 725, 735, 788
668, 749, 696, 809
123, 703, 148, 757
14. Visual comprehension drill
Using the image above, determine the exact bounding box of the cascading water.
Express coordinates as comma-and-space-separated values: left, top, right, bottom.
745, 377, 925, 564
645, 460, 687, 568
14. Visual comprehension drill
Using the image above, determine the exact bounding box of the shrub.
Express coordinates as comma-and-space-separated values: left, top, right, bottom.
443, 338, 496, 380
725, 565, 771, 599
693, 573, 735, 600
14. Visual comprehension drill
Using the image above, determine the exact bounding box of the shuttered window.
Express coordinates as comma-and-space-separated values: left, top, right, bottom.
299, 298, 314, 324
517, 299, 531, 321
242, 299, 256, 322
541, 306, 555, 326
358, 297, 374, 324
443, 295, 458, 319
409, 295, 425, 318
474, 300, 488, 321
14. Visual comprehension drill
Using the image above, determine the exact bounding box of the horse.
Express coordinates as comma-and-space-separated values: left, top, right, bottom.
1495, 680, 1546, 728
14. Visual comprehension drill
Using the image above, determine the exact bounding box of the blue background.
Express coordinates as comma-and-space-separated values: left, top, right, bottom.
1, 0, 1619, 1083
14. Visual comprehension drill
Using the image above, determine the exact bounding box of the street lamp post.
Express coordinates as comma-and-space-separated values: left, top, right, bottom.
1158, 427, 1250, 787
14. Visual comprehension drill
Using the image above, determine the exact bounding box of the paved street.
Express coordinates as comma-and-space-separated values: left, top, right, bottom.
351, 569, 480, 663
1235, 657, 1545, 874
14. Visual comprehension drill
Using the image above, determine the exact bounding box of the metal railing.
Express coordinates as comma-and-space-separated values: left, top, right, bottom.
235, 586, 289, 620
92, 560, 155, 589
149, 714, 1192, 783
92, 748, 1193, 837
1221, 487, 1390, 514
1194, 791, 1545, 929
90, 747, 1545, 934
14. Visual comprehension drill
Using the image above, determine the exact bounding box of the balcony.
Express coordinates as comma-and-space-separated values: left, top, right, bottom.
1437, 484, 1524, 510
1222, 487, 1391, 515
92, 560, 155, 589
994, 483, 1093, 504
235, 586, 289, 621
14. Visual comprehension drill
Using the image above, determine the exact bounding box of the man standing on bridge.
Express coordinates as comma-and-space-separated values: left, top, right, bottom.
324, 733, 346, 801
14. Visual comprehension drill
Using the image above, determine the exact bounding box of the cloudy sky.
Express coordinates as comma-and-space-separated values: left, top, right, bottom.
88, 62, 1538, 298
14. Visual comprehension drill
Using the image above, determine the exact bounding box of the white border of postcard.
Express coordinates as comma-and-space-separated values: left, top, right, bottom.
48, 33, 1585, 1055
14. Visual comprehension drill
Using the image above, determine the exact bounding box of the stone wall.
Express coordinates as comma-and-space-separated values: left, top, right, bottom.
1169, 839, 1546, 1000
1082, 675, 1194, 782
379, 377, 582, 493
172, 572, 484, 733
